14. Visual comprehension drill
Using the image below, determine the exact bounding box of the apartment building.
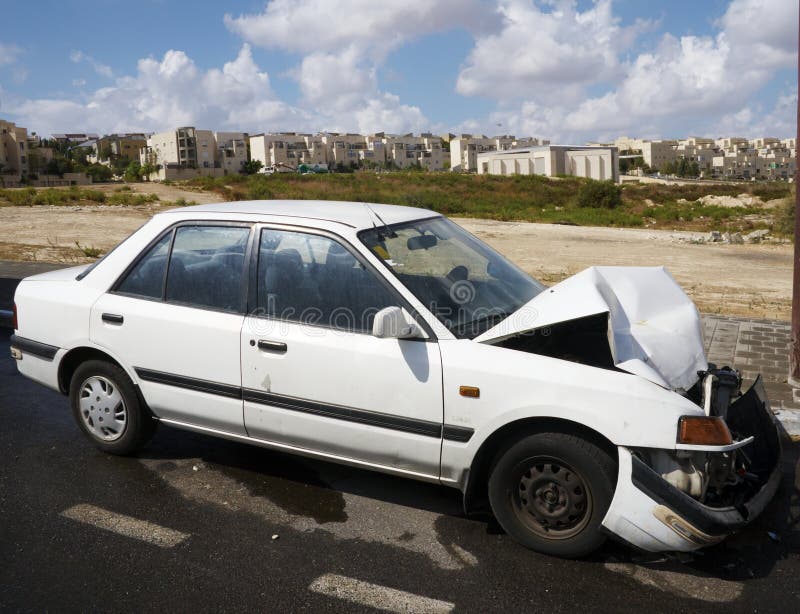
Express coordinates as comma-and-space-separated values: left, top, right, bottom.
0, 119, 28, 176
50, 133, 99, 145
141, 127, 216, 169
712, 150, 760, 179
250, 132, 327, 170
477, 145, 619, 182
716, 137, 749, 151
215, 132, 248, 173
321, 133, 372, 167
90, 133, 147, 164
450, 135, 544, 172
750, 137, 782, 150
613, 137, 678, 171
382, 133, 444, 171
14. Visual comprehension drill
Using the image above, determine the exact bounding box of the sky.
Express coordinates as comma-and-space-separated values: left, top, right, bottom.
0, 0, 797, 142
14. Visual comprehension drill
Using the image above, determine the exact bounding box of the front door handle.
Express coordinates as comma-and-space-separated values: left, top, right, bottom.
102, 313, 124, 325
257, 339, 287, 353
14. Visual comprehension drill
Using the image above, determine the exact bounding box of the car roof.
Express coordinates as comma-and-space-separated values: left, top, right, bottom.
162, 200, 439, 230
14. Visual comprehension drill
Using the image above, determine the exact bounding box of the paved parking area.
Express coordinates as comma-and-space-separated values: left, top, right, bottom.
1, 328, 799, 612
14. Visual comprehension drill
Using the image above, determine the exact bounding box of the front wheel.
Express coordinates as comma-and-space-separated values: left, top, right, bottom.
69, 360, 156, 455
488, 431, 617, 558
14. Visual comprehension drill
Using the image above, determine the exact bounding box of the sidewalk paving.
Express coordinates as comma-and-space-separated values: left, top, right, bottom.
703, 315, 800, 438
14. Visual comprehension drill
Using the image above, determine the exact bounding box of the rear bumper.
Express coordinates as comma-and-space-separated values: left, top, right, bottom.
9, 334, 63, 392
9, 334, 60, 361
603, 376, 782, 552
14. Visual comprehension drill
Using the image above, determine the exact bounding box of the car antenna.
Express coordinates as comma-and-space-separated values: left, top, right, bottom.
364, 203, 396, 238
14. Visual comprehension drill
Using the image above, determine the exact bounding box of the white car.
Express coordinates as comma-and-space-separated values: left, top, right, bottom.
10, 200, 780, 558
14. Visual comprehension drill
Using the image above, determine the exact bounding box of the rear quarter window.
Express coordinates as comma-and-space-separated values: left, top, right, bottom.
115, 233, 172, 299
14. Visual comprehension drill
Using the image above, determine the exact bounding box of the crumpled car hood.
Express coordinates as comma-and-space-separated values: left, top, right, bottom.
475, 266, 708, 391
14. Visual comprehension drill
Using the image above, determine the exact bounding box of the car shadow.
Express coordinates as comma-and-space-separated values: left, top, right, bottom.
137, 420, 799, 582
137, 422, 465, 520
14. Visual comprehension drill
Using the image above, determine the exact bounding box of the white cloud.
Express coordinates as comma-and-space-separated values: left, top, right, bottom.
457, 0, 639, 98
459, 0, 798, 141
714, 88, 798, 138
8, 45, 304, 136
70, 50, 114, 78
718, 0, 797, 69
225, 0, 494, 57
223, 0, 492, 134
0, 42, 22, 66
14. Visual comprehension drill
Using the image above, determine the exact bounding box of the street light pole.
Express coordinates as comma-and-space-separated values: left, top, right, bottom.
790, 2, 800, 386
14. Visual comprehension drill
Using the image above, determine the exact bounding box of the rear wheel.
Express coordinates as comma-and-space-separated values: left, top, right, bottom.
488, 431, 616, 558
69, 360, 156, 455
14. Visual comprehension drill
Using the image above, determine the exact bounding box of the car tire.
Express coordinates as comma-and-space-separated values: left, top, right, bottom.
488, 431, 617, 558
69, 360, 157, 455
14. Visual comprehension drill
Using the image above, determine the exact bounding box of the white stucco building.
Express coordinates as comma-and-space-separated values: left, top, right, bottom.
450, 135, 544, 172
477, 145, 619, 182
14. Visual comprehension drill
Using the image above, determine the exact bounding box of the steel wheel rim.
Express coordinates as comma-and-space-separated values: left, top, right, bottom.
78, 376, 127, 442
511, 456, 593, 540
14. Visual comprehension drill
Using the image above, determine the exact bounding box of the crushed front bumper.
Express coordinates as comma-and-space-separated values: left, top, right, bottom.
602, 376, 782, 552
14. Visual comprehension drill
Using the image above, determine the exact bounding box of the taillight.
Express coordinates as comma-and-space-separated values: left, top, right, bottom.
12, 302, 18, 330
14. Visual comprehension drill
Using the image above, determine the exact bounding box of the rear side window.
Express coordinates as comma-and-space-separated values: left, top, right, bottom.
165, 226, 250, 313
116, 232, 172, 299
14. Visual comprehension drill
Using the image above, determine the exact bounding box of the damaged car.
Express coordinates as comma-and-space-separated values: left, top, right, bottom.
10, 201, 781, 558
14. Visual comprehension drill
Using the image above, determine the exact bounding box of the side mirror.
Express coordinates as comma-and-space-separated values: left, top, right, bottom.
372, 306, 425, 339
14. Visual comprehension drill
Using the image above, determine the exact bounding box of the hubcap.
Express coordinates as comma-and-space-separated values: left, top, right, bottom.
512, 458, 592, 540
78, 376, 127, 442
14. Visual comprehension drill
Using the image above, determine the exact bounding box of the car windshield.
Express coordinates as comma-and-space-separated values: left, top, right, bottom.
360, 216, 544, 339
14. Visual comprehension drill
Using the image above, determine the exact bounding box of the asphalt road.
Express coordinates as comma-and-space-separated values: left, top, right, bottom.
1, 329, 799, 613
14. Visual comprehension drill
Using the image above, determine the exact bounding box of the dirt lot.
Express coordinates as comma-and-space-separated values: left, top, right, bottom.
0, 183, 792, 320
458, 218, 791, 320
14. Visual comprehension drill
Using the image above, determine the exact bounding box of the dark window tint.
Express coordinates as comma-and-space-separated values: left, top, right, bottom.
166, 226, 250, 312
116, 232, 172, 298
258, 229, 396, 333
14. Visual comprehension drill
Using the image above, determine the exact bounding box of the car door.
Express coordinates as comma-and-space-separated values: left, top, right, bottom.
91, 222, 253, 435
241, 225, 444, 478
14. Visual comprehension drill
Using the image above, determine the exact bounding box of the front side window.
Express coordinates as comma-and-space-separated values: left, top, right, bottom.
360, 217, 544, 339
257, 228, 396, 333
165, 226, 250, 313
116, 232, 172, 299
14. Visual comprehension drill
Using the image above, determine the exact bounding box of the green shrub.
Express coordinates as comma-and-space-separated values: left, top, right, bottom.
576, 180, 622, 209
75, 241, 101, 258
774, 198, 795, 237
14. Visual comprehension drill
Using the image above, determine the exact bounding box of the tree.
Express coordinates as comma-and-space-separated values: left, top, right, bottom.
124, 160, 143, 182
660, 160, 677, 175
85, 164, 113, 183
576, 180, 623, 209
241, 159, 263, 175
111, 156, 132, 175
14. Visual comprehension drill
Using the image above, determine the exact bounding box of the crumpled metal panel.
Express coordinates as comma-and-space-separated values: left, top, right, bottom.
476, 266, 708, 391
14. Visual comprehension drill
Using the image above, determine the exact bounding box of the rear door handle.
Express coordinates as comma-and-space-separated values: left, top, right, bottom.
257, 339, 287, 353
102, 313, 124, 325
